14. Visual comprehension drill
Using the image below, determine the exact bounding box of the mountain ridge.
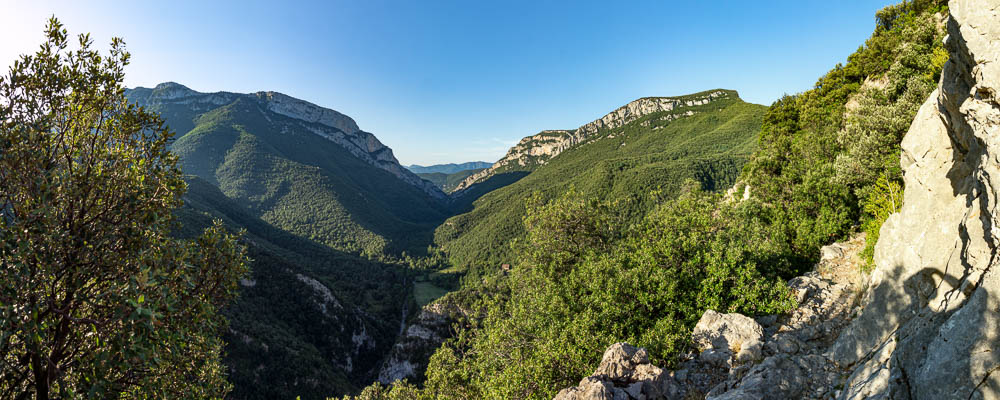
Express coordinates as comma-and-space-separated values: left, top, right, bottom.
129, 82, 445, 200
128, 82, 451, 257
406, 161, 492, 174
452, 89, 739, 193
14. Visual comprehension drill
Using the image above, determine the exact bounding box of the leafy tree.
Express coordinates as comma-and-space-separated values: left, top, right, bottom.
0, 18, 247, 399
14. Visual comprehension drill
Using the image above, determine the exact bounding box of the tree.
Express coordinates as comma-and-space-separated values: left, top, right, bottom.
0, 18, 248, 399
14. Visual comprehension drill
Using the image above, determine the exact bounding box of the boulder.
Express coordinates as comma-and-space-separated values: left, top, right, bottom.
554, 343, 679, 400
692, 310, 764, 354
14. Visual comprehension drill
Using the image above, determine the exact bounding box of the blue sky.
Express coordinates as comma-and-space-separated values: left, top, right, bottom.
2, 0, 896, 165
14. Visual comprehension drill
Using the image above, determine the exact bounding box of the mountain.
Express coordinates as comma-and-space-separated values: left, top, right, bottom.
557, 2, 999, 398
416, 168, 486, 192
126, 84, 455, 398
407, 161, 492, 174
437, 89, 765, 272
452, 91, 733, 193
128, 83, 449, 257
176, 177, 409, 399
394, 0, 959, 398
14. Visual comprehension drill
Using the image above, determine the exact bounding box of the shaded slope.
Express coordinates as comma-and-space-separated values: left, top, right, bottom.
416, 168, 486, 192
176, 177, 409, 399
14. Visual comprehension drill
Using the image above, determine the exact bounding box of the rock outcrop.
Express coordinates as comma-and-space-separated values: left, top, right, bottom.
453, 90, 735, 194
128, 82, 445, 199
558, 2, 1000, 398
554, 343, 681, 400
377, 299, 465, 384
829, 1, 1000, 398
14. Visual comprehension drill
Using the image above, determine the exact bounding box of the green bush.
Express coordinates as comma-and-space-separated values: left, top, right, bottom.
859, 175, 903, 271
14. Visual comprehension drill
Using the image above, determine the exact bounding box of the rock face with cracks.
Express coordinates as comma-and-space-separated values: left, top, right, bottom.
830, 0, 1000, 398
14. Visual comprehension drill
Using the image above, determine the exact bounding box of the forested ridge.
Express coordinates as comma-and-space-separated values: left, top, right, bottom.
344, 0, 950, 398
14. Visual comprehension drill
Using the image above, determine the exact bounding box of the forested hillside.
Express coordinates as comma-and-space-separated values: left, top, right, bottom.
126, 85, 453, 398
346, 1, 950, 398
437, 90, 765, 275
128, 83, 450, 258
177, 177, 410, 399
3, 0, 963, 399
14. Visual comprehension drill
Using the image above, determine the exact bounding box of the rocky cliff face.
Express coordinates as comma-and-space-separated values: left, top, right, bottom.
830, 0, 1000, 397
452, 90, 735, 193
130, 82, 445, 199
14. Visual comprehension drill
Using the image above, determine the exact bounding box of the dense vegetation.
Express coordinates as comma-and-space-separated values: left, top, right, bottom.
741, 0, 946, 268
345, 1, 949, 398
0, 20, 246, 399
177, 177, 410, 399
436, 91, 765, 277
0, 0, 948, 398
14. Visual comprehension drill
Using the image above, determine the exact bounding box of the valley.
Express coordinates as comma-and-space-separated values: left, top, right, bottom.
126, 81, 765, 398
3, 0, 997, 399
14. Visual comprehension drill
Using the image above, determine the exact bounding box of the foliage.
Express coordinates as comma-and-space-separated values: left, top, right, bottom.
859, 175, 903, 271
743, 0, 946, 266
437, 92, 766, 275
333, 380, 425, 400
398, 2, 951, 398
420, 185, 794, 399
0, 19, 247, 399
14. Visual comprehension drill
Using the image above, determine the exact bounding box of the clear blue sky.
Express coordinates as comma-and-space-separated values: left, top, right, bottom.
2, 0, 896, 166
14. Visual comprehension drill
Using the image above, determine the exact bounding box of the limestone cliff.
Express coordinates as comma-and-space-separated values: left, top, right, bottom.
830, 0, 1000, 397
129, 82, 445, 199
452, 90, 735, 194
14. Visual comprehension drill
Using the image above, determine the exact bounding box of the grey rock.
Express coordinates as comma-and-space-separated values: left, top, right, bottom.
734, 338, 764, 364
554, 343, 675, 400
833, 1, 1000, 398
700, 348, 734, 368
693, 310, 765, 354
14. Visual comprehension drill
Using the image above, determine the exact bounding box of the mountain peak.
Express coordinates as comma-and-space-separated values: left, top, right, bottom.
153, 81, 193, 91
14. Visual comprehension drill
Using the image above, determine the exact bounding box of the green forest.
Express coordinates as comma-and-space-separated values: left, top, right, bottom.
0, 0, 953, 399
344, 0, 950, 398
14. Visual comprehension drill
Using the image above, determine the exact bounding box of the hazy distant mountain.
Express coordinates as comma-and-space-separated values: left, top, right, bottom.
416, 168, 487, 192
406, 161, 492, 174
